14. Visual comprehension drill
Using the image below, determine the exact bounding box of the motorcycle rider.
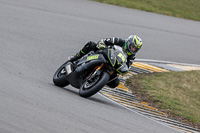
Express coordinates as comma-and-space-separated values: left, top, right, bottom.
68, 35, 143, 88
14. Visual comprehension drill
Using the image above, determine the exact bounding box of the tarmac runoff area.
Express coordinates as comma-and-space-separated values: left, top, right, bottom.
100, 59, 200, 133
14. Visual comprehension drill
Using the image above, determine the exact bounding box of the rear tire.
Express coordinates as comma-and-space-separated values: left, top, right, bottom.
53, 61, 70, 87
79, 71, 110, 98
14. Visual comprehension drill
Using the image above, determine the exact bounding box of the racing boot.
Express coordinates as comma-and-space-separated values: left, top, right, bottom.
68, 41, 97, 62
68, 50, 86, 63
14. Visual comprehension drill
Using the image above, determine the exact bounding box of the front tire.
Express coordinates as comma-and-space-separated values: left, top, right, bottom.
79, 71, 110, 98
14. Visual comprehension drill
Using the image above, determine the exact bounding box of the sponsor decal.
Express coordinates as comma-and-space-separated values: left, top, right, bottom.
87, 55, 99, 60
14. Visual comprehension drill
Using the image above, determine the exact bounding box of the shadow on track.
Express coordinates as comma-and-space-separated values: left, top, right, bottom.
50, 83, 121, 108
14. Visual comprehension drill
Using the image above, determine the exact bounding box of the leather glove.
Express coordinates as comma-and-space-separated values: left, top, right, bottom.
96, 40, 106, 49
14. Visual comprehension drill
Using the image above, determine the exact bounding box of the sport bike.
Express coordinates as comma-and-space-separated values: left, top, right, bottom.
53, 46, 128, 98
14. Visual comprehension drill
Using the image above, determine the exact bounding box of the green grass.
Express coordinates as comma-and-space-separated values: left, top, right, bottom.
127, 70, 200, 127
92, 0, 200, 21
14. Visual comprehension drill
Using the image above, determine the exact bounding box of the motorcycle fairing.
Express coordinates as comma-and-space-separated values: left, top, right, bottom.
115, 50, 127, 65
76, 54, 106, 66
107, 49, 116, 67
114, 50, 128, 74
116, 62, 129, 74
66, 54, 107, 88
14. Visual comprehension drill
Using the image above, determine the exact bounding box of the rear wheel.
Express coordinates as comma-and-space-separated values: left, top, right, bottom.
53, 61, 70, 87
79, 71, 110, 98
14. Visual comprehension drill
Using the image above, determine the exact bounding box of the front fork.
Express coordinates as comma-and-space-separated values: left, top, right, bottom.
85, 63, 116, 87
91, 63, 117, 83
93, 63, 114, 75
91, 63, 105, 78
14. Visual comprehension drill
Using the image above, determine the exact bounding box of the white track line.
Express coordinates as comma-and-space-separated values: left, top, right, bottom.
135, 59, 200, 67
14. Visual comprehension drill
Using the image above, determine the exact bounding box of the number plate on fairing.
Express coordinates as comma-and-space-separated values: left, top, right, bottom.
65, 62, 73, 75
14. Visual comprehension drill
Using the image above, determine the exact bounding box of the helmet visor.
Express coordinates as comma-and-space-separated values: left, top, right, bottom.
129, 43, 139, 54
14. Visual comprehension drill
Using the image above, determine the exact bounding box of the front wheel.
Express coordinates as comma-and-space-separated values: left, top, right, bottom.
79, 71, 110, 98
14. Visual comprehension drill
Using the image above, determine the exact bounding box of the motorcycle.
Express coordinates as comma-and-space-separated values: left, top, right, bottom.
53, 46, 129, 98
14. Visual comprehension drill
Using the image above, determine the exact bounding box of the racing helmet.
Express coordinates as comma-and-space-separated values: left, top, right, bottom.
125, 35, 142, 55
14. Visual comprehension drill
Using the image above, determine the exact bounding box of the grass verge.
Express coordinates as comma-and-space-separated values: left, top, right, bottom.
92, 0, 200, 21
126, 70, 200, 129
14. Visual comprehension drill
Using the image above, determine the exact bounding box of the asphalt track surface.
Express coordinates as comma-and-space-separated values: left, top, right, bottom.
0, 0, 200, 133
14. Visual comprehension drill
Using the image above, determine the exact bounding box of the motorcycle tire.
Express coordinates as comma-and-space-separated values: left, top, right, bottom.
53, 61, 70, 87
79, 71, 110, 98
